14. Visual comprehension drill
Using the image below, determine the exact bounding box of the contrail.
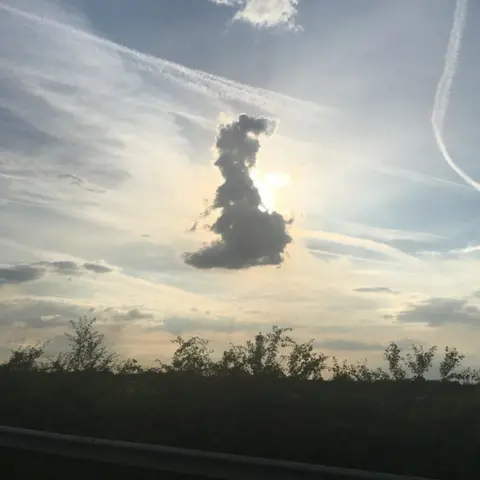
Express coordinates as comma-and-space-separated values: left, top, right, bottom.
431, 0, 479, 190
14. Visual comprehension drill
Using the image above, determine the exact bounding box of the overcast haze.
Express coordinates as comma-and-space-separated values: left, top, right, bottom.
0, 0, 479, 366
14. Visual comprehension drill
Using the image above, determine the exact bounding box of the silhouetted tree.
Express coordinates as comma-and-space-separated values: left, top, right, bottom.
439, 346, 465, 381
212, 326, 294, 377
159, 336, 214, 375
350, 360, 389, 382
456, 367, 480, 385
116, 358, 144, 374
405, 344, 437, 381
49, 316, 118, 372
330, 357, 355, 381
384, 342, 407, 380
215, 343, 250, 376
244, 325, 292, 376
1, 342, 46, 372
285, 339, 328, 380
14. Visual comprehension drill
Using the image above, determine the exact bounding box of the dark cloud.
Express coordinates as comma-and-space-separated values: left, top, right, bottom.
43, 260, 112, 276
395, 297, 480, 327
315, 339, 385, 351
82, 262, 113, 274
0, 265, 45, 285
110, 308, 154, 322
184, 114, 292, 270
39, 260, 80, 275
0, 260, 112, 286
125, 308, 153, 320
354, 287, 399, 295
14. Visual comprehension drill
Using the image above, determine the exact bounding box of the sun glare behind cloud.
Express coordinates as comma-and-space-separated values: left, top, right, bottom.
251, 168, 292, 213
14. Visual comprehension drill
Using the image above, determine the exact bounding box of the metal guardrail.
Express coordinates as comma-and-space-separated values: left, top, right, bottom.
0, 425, 437, 480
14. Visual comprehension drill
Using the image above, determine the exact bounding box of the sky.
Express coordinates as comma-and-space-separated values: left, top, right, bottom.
0, 0, 480, 368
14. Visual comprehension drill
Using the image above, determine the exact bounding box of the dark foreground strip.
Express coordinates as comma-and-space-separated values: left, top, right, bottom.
0, 425, 437, 480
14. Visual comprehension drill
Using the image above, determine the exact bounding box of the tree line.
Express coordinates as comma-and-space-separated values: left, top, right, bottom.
2, 316, 479, 384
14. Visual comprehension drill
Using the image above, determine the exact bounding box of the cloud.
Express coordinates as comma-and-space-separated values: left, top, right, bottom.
210, 0, 300, 30
0, 297, 88, 328
42, 260, 113, 276
354, 287, 399, 295
108, 307, 154, 322
0, 260, 112, 285
39, 260, 80, 275
184, 114, 292, 269
82, 262, 113, 274
395, 297, 480, 327
315, 339, 385, 352
0, 265, 45, 285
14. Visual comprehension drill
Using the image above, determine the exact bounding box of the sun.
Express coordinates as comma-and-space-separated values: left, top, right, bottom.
250, 168, 291, 213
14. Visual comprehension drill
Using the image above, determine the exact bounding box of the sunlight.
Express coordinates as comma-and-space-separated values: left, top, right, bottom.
250, 168, 292, 213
